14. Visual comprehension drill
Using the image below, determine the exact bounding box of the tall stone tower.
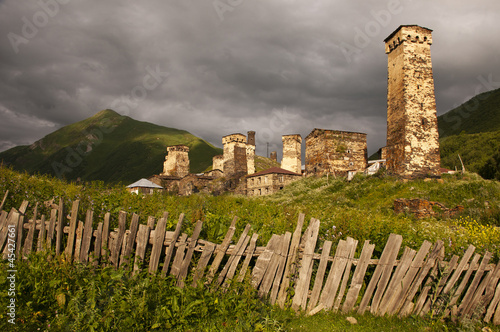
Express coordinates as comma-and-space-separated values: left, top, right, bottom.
384, 25, 441, 178
222, 133, 248, 179
281, 134, 302, 174
162, 145, 190, 178
246, 131, 256, 175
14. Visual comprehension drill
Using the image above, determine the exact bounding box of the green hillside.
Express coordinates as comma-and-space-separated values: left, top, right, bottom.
440, 130, 500, 180
0, 110, 222, 183
437, 87, 500, 180
254, 155, 280, 172
438, 87, 500, 138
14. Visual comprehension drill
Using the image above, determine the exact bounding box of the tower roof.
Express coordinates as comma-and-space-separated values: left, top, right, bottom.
384, 25, 432, 43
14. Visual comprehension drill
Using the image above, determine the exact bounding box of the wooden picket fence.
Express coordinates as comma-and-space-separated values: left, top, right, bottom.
1, 193, 500, 325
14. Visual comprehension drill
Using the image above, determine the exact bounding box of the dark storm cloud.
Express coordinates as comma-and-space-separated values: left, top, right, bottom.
1, 0, 499, 159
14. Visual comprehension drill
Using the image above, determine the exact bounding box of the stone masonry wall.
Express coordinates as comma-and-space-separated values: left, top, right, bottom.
246, 131, 255, 175
385, 25, 441, 178
281, 134, 302, 174
222, 133, 248, 179
162, 145, 190, 178
212, 155, 224, 172
305, 129, 367, 176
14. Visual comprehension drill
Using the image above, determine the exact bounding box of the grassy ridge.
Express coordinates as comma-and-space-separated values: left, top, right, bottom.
0, 110, 222, 184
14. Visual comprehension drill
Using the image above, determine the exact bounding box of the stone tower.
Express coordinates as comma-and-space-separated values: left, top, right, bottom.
162, 145, 190, 178
281, 134, 302, 174
222, 133, 248, 178
212, 155, 224, 172
246, 131, 255, 175
270, 151, 277, 162
384, 25, 440, 178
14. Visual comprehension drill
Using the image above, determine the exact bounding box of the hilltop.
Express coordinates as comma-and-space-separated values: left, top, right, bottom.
0, 110, 222, 183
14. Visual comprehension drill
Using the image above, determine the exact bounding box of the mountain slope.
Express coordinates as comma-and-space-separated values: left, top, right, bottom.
438, 87, 500, 139
0, 110, 222, 183
438, 87, 500, 180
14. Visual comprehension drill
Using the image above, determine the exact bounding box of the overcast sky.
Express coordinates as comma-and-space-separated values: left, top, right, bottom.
1, 0, 499, 159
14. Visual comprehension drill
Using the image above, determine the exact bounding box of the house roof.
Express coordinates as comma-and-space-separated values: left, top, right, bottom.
247, 167, 302, 178
127, 178, 164, 189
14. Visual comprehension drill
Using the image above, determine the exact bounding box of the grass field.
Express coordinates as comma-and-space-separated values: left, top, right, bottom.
1, 166, 500, 331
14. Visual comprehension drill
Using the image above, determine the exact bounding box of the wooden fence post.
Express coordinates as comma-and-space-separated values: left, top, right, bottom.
64, 200, 79, 261
276, 213, 305, 308
292, 218, 320, 311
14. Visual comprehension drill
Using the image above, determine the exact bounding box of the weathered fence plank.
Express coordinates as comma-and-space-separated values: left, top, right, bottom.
92, 222, 103, 265
0, 210, 8, 251
192, 241, 216, 286
47, 208, 57, 249
342, 240, 375, 313
217, 224, 252, 287
133, 224, 151, 275
481, 263, 500, 319
259, 234, 288, 298
22, 203, 37, 258
370, 234, 403, 314
224, 234, 251, 290
161, 213, 182, 276
252, 234, 280, 290
2, 210, 19, 259
468, 262, 500, 319
417, 254, 459, 316
384, 240, 432, 316
149, 217, 167, 274
334, 237, 358, 311
36, 215, 46, 252
277, 213, 305, 308
55, 199, 64, 256
0, 209, 15, 253
237, 233, 259, 283
74, 221, 84, 262
378, 247, 416, 315
170, 233, 188, 277
101, 213, 110, 259
318, 238, 353, 310
458, 251, 492, 318
147, 216, 155, 229
120, 213, 139, 268
270, 232, 292, 305
308, 240, 333, 311
206, 217, 237, 284
292, 218, 320, 311
177, 220, 203, 287
16, 201, 29, 258
64, 200, 79, 261
0, 190, 8, 211
80, 210, 94, 264
111, 211, 127, 268
398, 240, 444, 317
485, 281, 500, 323
358, 233, 402, 314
